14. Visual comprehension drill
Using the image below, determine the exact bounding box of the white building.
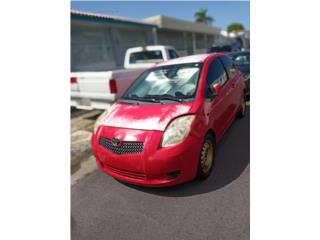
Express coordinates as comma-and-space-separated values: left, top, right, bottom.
71, 10, 225, 71
143, 15, 223, 56
71, 10, 157, 71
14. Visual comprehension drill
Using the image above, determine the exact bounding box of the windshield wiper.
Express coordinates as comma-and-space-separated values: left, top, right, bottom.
144, 94, 184, 102
121, 95, 160, 103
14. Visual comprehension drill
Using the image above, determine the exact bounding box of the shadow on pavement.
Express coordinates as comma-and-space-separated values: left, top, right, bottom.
119, 107, 250, 197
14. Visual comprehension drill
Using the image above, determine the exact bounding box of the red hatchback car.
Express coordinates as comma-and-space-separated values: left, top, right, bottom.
91, 53, 246, 187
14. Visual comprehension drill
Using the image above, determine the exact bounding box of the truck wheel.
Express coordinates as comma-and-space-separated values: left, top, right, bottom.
196, 134, 215, 180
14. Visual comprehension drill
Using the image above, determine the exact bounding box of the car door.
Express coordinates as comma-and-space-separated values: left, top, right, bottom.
219, 56, 243, 118
204, 58, 231, 139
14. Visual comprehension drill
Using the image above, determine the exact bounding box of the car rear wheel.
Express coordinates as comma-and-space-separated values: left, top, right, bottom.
196, 134, 215, 180
237, 94, 246, 118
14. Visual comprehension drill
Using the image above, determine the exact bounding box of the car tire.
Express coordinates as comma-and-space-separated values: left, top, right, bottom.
196, 134, 216, 180
237, 94, 246, 118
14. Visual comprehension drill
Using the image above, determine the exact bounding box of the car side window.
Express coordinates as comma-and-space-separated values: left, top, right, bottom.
168, 49, 179, 59
205, 59, 228, 97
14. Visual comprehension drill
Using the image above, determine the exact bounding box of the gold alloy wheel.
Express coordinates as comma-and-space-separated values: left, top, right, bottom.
200, 140, 214, 174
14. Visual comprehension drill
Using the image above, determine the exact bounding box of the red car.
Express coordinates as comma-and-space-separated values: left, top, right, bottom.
91, 53, 246, 187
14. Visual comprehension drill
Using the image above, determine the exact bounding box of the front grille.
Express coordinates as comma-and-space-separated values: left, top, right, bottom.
99, 137, 144, 155
103, 163, 146, 180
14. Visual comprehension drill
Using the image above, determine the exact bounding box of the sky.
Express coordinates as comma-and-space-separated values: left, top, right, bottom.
71, 1, 250, 31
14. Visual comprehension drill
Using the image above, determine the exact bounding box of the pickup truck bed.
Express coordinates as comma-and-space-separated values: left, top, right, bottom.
71, 45, 180, 110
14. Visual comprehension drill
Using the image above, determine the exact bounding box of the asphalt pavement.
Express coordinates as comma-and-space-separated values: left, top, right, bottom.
71, 107, 250, 240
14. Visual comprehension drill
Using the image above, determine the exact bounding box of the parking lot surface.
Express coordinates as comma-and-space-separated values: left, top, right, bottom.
71, 108, 250, 240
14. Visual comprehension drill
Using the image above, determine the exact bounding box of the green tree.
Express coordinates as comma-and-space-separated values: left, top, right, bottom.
194, 8, 214, 25
227, 23, 245, 33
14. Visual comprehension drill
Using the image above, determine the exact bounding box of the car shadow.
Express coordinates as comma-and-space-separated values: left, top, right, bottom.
119, 108, 250, 197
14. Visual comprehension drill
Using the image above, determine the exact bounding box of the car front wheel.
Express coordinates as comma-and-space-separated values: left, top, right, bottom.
196, 134, 215, 180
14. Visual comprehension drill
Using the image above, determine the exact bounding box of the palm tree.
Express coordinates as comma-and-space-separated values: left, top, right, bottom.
194, 8, 214, 25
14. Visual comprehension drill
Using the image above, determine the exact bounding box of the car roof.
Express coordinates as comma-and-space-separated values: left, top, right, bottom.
155, 53, 220, 67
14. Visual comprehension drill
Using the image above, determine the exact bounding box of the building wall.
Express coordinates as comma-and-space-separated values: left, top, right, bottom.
207, 35, 215, 49
71, 20, 154, 71
156, 29, 217, 56
185, 32, 193, 55
71, 17, 225, 72
157, 30, 185, 55
144, 15, 222, 55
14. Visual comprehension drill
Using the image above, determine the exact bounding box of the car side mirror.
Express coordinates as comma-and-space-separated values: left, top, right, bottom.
212, 83, 222, 95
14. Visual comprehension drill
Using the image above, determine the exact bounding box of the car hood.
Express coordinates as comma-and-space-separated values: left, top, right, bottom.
101, 102, 194, 131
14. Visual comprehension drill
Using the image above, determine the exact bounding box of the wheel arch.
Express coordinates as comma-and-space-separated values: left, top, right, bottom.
206, 129, 216, 142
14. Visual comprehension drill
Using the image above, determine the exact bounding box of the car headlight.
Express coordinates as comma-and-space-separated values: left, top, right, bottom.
161, 115, 196, 147
93, 111, 108, 134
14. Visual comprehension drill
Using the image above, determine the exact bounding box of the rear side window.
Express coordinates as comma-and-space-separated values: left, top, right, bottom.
129, 50, 163, 64
205, 59, 228, 97
219, 56, 237, 79
168, 49, 179, 59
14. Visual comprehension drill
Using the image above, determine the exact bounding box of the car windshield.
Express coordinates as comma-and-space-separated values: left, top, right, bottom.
121, 63, 202, 103
129, 50, 164, 64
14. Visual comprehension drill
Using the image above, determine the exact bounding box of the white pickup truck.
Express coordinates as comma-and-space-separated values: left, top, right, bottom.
71, 45, 179, 110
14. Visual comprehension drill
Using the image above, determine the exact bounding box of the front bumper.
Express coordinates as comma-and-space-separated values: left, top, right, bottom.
91, 126, 203, 187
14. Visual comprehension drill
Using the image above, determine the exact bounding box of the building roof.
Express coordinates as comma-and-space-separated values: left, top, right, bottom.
71, 10, 157, 28
143, 15, 220, 35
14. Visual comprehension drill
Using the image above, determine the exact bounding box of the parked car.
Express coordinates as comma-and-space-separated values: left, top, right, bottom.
229, 50, 250, 96
209, 42, 241, 53
71, 45, 179, 110
91, 53, 246, 187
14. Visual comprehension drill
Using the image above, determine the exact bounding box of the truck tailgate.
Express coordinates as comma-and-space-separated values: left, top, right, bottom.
70, 68, 145, 110
73, 71, 113, 93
